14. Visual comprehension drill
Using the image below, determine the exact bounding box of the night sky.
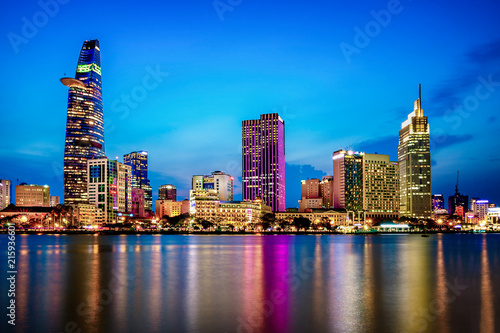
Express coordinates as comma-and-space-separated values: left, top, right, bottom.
1, 0, 499, 208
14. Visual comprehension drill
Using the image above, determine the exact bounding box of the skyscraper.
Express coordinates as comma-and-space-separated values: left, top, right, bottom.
242, 113, 285, 212
333, 150, 364, 212
61, 39, 105, 204
398, 84, 431, 219
123, 151, 152, 212
432, 194, 445, 211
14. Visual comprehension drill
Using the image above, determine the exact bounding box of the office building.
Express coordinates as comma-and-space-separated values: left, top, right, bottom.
333, 150, 364, 212
192, 171, 233, 201
159, 184, 176, 201
87, 158, 132, 224
398, 84, 431, 219
61, 39, 105, 204
362, 153, 399, 219
242, 113, 286, 212
16, 184, 50, 207
0, 179, 12, 210
123, 151, 153, 212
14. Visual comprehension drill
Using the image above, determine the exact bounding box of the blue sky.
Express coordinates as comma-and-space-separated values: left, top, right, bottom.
1, 0, 499, 208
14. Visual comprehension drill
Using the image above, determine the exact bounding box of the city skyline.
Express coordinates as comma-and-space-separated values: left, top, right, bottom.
1, 0, 500, 207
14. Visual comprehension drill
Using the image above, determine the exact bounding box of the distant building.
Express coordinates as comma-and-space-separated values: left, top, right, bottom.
192, 171, 233, 201
298, 177, 334, 212
471, 198, 489, 220
362, 153, 399, 219
276, 210, 347, 227
156, 199, 189, 219
487, 207, 500, 224
50, 196, 60, 207
71, 203, 105, 226
123, 151, 153, 213
0, 179, 12, 210
333, 150, 364, 211
159, 184, 176, 201
87, 158, 132, 224
448, 188, 468, 218
432, 194, 445, 211
131, 188, 146, 218
16, 184, 50, 207
242, 113, 286, 212
319, 176, 334, 209
398, 85, 431, 219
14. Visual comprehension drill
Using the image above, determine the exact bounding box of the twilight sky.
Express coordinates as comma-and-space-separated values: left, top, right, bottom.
1, 0, 500, 208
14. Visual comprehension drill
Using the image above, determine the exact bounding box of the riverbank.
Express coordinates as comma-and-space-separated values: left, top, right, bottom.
0, 229, 493, 235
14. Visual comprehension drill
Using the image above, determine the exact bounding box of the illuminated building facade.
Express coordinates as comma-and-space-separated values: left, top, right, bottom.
192, 171, 233, 201
275, 210, 347, 226
15, 184, 50, 207
123, 151, 152, 212
159, 184, 177, 201
242, 113, 285, 212
298, 178, 334, 212
49, 196, 60, 207
398, 84, 431, 219
432, 194, 445, 211
155, 199, 189, 219
131, 188, 146, 218
61, 39, 105, 204
471, 199, 489, 220
0, 179, 12, 210
87, 158, 132, 223
362, 153, 399, 219
333, 150, 364, 211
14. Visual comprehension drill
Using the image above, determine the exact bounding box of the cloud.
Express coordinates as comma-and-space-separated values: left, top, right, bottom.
431, 134, 474, 151
354, 135, 398, 160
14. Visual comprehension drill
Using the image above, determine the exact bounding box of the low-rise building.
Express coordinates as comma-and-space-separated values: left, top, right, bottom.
276, 209, 347, 226
16, 184, 50, 207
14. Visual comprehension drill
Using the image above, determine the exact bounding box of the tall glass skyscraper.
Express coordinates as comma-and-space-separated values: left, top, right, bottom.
123, 151, 152, 212
242, 113, 285, 212
61, 39, 105, 204
398, 84, 431, 219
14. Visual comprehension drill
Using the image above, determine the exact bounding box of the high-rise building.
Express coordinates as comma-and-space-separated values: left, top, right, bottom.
61, 39, 105, 204
398, 84, 431, 219
319, 176, 334, 209
87, 158, 132, 224
123, 151, 152, 212
362, 153, 399, 219
242, 113, 286, 212
0, 179, 12, 210
192, 171, 233, 201
333, 150, 364, 212
16, 184, 50, 207
159, 184, 177, 201
432, 194, 445, 211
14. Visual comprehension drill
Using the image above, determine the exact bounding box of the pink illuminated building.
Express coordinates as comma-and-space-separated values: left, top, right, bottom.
242, 113, 285, 212
131, 188, 145, 218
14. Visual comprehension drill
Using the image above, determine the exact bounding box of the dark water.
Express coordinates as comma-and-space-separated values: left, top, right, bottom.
1, 234, 500, 333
